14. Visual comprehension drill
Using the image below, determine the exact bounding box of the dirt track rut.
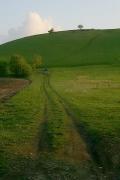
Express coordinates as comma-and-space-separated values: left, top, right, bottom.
38, 73, 108, 179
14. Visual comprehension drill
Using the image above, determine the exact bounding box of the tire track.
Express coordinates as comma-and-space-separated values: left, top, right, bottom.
81, 33, 101, 50
39, 73, 69, 151
38, 72, 106, 179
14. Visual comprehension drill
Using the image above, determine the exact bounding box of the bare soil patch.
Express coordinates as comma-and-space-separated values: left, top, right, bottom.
0, 78, 29, 102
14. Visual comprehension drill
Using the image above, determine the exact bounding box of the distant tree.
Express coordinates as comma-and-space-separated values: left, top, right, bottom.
9, 55, 32, 78
0, 61, 8, 76
48, 28, 54, 33
32, 55, 43, 70
78, 25, 84, 30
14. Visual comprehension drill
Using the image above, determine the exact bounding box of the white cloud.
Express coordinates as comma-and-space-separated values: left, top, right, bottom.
0, 12, 61, 44
24, 12, 53, 35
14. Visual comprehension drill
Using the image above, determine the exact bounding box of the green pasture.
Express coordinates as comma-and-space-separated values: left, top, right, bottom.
51, 65, 120, 176
0, 29, 120, 67
0, 29, 120, 178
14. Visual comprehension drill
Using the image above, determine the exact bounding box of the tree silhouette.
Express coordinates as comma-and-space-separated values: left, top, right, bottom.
78, 25, 84, 30
48, 28, 54, 33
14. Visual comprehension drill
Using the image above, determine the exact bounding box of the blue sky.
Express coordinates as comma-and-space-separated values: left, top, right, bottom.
0, 0, 120, 43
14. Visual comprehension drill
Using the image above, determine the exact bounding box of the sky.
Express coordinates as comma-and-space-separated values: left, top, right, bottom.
0, 0, 120, 44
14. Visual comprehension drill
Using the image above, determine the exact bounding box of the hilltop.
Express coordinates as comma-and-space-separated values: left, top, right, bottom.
0, 29, 120, 67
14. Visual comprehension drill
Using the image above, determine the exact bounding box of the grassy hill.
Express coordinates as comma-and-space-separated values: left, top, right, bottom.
0, 29, 120, 67
0, 29, 120, 179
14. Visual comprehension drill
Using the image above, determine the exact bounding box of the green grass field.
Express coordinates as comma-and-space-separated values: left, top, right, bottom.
0, 73, 97, 179
51, 66, 120, 174
0, 29, 120, 179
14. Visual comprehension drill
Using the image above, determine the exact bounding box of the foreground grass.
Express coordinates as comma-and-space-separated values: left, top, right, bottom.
1, 65, 120, 178
51, 65, 120, 177
0, 73, 96, 179
0, 74, 45, 178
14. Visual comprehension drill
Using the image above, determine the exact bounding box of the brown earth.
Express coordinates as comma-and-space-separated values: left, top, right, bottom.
0, 78, 30, 102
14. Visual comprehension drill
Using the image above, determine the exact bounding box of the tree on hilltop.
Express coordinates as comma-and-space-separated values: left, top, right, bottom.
48, 28, 54, 33
78, 25, 84, 30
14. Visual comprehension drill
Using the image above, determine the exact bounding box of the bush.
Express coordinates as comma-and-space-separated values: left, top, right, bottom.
32, 55, 43, 70
9, 55, 32, 78
0, 61, 8, 77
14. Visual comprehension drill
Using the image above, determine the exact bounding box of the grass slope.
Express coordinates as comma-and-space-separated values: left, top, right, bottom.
0, 29, 120, 67
0, 29, 120, 179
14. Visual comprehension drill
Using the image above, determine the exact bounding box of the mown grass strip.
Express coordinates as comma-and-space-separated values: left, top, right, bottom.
39, 74, 68, 151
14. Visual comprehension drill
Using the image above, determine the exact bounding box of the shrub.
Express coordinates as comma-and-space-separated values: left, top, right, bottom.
9, 55, 32, 78
32, 55, 43, 70
0, 61, 8, 77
